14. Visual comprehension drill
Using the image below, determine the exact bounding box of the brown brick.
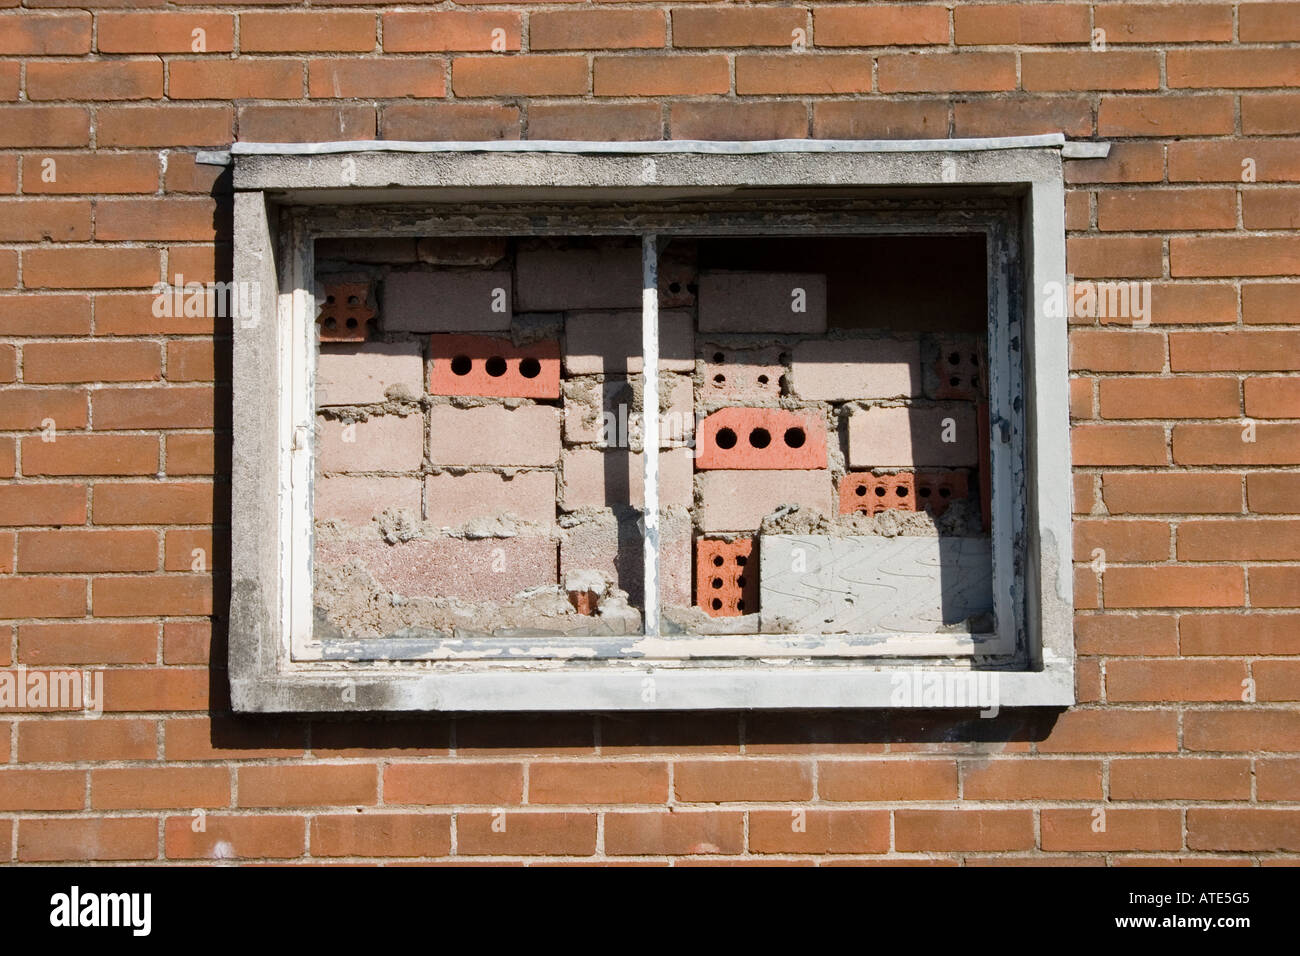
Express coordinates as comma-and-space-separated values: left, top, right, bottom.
22, 248, 159, 289
383, 762, 522, 805
953, 97, 1093, 138
1244, 283, 1300, 324
1023, 52, 1159, 92
237, 105, 375, 142
1251, 566, 1300, 607
1258, 759, 1300, 800
1097, 188, 1236, 232
527, 102, 661, 141
382, 11, 521, 52
596, 55, 729, 96
21, 152, 158, 194
954, 3, 1088, 43
238, 764, 378, 808
1112, 757, 1251, 800
1071, 424, 1167, 466
1107, 659, 1248, 702
1188, 809, 1300, 852
1171, 331, 1300, 371
169, 59, 302, 99
98, 105, 233, 147
0, 294, 91, 335
240, 12, 376, 52
1042, 808, 1181, 851
19, 620, 155, 664
1070, 330, 1165, 372
736, 54, 873, 94
1169, 49, 1300, 89
1169, 141, 1300, 183
164, 716, 307, 761
1256, 661, 1300, 701
453, 56, 587, 96
817, 7, 949, 45
0, 11, 90, 54
815, 100, 946, 139
0, 575, 85, 619
1243, 94, 1300, 135
308, 59, 446, 99
817, 759, 958, 800
1178, 519, 1300, 561
22, 435, 158, 476
963, 759, 1102, 800
1038, 709, 1179, 753
93, 482, 213, 525
163, 619, 209, 664
458, 811, 596, 856
381, 104, 519, 140
1145, 283, 1238, 325
92, 575, 212, 616
671, 101, 806, 140
1075, 613, 1178, 655
1065, 142, 1164, 185
97, 12, 234, 53
1102, 473, 1241, 514
532, 10, 664, 49
1173, 423, 1300, 465
0, 387, 88, 430
1067, 236, 1163, 279
1181, 613, 1300, 655
165, 815, 304, 860
165, 434, 217, 476
673, 8, 804, 47
1248, 473, 1300, 514
92, 766, 229, 809
93, 387, 216, 430
1099, 378, 1239, 421
0, 106, 89, 148
0, 768, 84, 810
896, 810, 1034, 852
1074, 519, 1171, 562
27, 60, 162, 101
1094, 4, 1233, 43
674, 760, 813, 802
18, 529, 157, 572
528, 761, 668, 804
749, 809, 889, 854
1099, 95, 1235, 136
604, 810, 742, 855
1244, 188, 1300, 229
1185, 710, 1300, 751
17, 717, 156, 762
95, 198, 217, 242
21, 817, 157, 862
879, 53, 1015, 93
311, 813, 451, 857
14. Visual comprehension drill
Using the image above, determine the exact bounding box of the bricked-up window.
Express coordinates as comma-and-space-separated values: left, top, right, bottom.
226, 139, 1077, 712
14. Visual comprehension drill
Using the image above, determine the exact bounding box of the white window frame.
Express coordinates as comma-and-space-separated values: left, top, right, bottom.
222, 137, 1088, 712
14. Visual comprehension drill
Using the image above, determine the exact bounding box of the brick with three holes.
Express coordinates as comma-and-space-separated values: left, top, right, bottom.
695, 407, 826, 470
317, 282, 376, 342
696, 537, 757, 617
839, 470, 970, 517
428, 333, 561, 399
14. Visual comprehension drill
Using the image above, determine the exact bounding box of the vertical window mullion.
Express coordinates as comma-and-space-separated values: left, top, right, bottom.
641, 233, 661, 637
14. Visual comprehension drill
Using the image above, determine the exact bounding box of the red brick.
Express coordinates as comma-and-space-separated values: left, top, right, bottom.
604, 810, 742, 856
311, 813, 451, 858
22, 248, 159, 289
671, 101, 807, 140
97, 12, 234, 53
1182, 612, 1300, 654
0, 294, 91, 335
240, 12, 375, 52
1258, 759, 1300, 801
169, 59, 302, 99
428, 334, 559, 399
0, 106, 89, 148
17, 717, 156, 762
532, 10, 664, 49
0, 198, 90, 241
1070, 330, 1165, 372
19, 620, 155, 665
383, 762, 522, 805
165, 815, 304, 860
164, 716, 307, 762
164, 152, 229, 194
0, 576, 86, 619
166, 341, 215, 382
896, 810, 1034, 852
596, 55, 729, 96
674, 760, 813, 803
750, 809, 889, 854
1169, 140, 1300, 183
0, 484, 86, 527
92, 766, 229, 809
92, 482, 213, 525
963, 759, 1102, 800
381, 103, 521, 140
1169, 49, 1300, 90
1186, 710, 1300, 751
98, 105, 232, 147
954, 3, 1088, 43
238, 764, 377, 808
954, 97, 1093, 138
529, 102, 660, 140
1244, 188, 1300, 230
1099, 378, 1239, 420
93, 387, 216, 430
164, 435, 216, 476
237, 104, 375, 142
817, 7, 949, 46
1038, 709, 1179, 753
1173, 423, 1300, 465
382, 11, 520, 52
1024, 52, 1159, 92
1067, 237, 1163, 279
1179, 519, 1300, 561
1097, 188, 1236, 232
1099, 95, 1235, 137
1243, 94, 1300, 135
1108, 659, 1248, 702
21, 152, 158, 194
1256, 661, 1300, 701
95, 198, 217, 242
1251, 566, 1300, 607
816, 100, 949, 141
1075, 613, 1178, 655
0, 12, 90, 54
1071, 424, 1167, 466
1105, 565, 1244, 609
458, 811, 596, 856
672, 8, 804, 47
1248, 473, 1300, 514
1094, 4, 1233, 43
21, 817, 157, 862
1244, 283, 1300, 324
27, 60, 162, 101
1042, 809, 1181, 851
528, 761, 668, 804
696, 408, 826, 470
1102, 473, 1241, 514
453, 56, 587, 96
93, 576, 211, 617
164, 529, 215, 572
1065, 143, 1164, 184
878, 53, 1016, 93
308, 59, 446, 98
818, 759, 958, 800
1112, 757, 1250, 800
22, 434, 158, 476
25, 341, 162, 384
103, 668, 210, 712
1172, 331, 1300, 372
18, 529, 157, 572
1188, 809, 1300, 852
0, 768, 84, 810
163, 619, 209, 664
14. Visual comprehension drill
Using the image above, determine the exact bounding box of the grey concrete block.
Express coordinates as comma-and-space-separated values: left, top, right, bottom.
759, 534, 993, 634
791, 338, 921, 401
515, 243, 642, 311
846, 403, 979, 467
696, 470, 833, 532
384, 269, 512, 332
698, 271, 828, 334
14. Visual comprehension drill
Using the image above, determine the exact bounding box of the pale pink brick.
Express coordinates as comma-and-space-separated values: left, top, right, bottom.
700, 343, 784, 403
564, 375, 694, 447
515, 242, 642, 311
696, 469, 834, 532
317, 413, 424, 473
427, 404, 561, 466
697, 271, 828, 334
316, 536, 557, 602
560, 447, 693, 511
791, 338, 921, 400
847, 404, 979, 468
384, 270, 512, 332
424, 471, 556, 526
315, 476, 422, 526
317, 341, 424, 407
560, 511, 691, 607
564, 310, 695, 375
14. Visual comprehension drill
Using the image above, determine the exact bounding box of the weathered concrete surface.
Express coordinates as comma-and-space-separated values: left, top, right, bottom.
425, 471, 556, 526
696, 469, 833, 532
314, 475, 422, 525
759, 534, 994, 634
317, 340, 424, 406
317, 413, 423, 473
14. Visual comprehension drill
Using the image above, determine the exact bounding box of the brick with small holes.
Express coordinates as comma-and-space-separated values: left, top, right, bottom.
696, 537, 758, 617
839, 470, 971, 517
317, 282, 376, 342
932, 338, 985, 401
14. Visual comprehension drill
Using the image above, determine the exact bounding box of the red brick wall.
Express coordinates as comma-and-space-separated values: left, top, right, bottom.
1, 2, 1298, 864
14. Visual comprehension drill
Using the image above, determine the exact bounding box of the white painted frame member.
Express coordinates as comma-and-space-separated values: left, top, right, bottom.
224, 136, 1084, 712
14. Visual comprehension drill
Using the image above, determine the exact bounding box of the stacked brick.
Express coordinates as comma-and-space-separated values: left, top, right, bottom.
1, 1, 1298, 864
